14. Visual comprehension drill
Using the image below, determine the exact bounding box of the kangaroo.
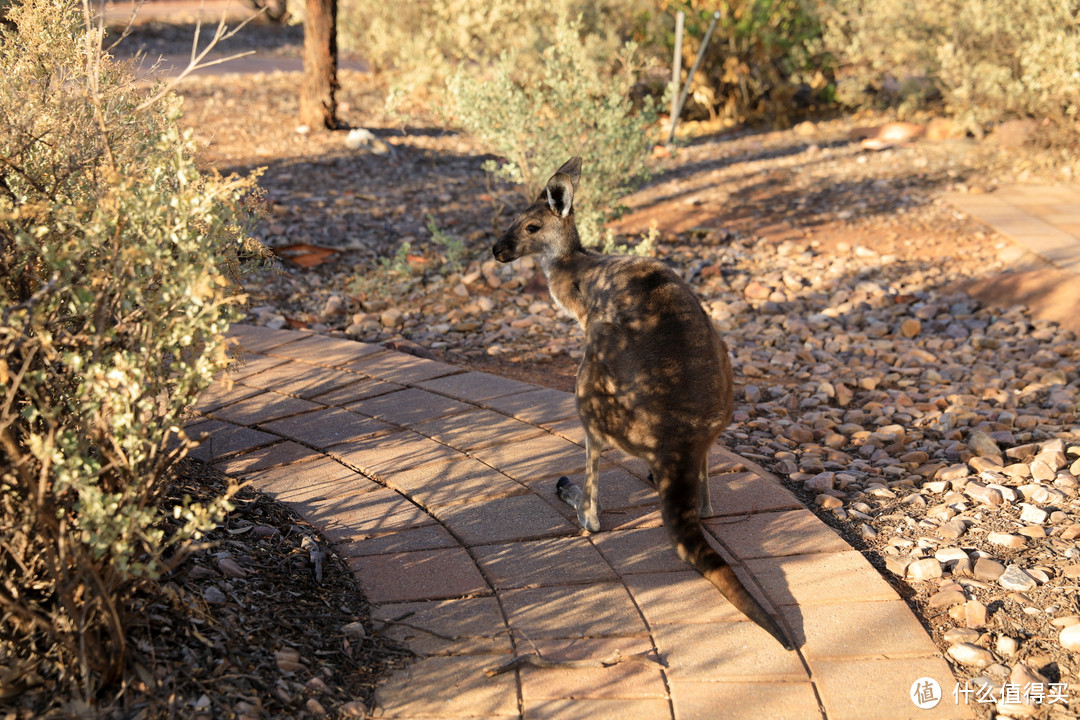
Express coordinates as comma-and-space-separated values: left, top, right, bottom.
491, 157, 793, 650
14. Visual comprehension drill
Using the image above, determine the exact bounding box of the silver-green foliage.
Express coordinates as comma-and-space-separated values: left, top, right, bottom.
824, 0, 1080, 134
0, 0, 265, 695
449, 15, 658, 248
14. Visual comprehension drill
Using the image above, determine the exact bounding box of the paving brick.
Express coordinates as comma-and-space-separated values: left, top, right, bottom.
413, 409, 547, 452
705, 509, 850, 560
373, 655, 518, 717
601, 506, 664, 531
209, 392, 322, 425
221, 353, 291, 381
371, 597, 512, 656
500, 583, 649, 639
293, 486, 436, 539
707, 445, 759, 473
781, 600, 938, 660
470, 433, 587, 482
669, 680, 821, 720
348, 547, 489, 603
380, 457, 527, 509
481, 387, 579, 425
543, 416, 588, 445
624, 570, 748, 626
334, 524, 459, 558
744, 551, 898, 607
416, 371, 535, 403
309, 377, 404, 406
259, 407, 393, 448
238, 362, 367, 399
519, 637, 667, 702
592, 527, 688, 576
812, 656, 972, 720
226, 324, 307, 353
472, 537, 618, 590
705, 471, 803, 516
191, 381, 266, 414
342, 351, 459, 384
330, 431, 461, 479
213, 441, 321, 476
244, 454, 369, 503
182, 419, 277, 460
651, 622, 807, 682
433, 495, 577, 545
349, 388, 474, 426
524, 699, 672, 720
266, 333, 385, 367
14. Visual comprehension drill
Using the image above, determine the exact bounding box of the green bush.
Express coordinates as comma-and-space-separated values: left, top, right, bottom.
340, 0, 640, 93
448, 15, 658, 249
0, 0, 265, 700
824, 0, 1080, 137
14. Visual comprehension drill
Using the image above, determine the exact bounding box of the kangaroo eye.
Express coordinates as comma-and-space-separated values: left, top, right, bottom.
526, 224, 541, 234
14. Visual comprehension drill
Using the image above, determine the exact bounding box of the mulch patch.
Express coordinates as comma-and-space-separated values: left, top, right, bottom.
5, 459, 410, 719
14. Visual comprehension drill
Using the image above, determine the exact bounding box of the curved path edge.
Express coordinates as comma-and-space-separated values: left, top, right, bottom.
186, 324, 972, 720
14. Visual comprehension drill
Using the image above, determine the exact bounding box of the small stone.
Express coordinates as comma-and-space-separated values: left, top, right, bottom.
1017, 525, 1046, 539
1030, 459, 1056, 481
203, 586, 227, 604
974, 558, 1005, 582
939, 517, 968, 540
996, 636, 1019, 656
965, 482, 1003, 506
998, 565, 1037, 592
907, 557, 943, 581
964, 599, 988, 629
1019, 504, 1048, 524
928, 589, 966, 609
947, 642, 994, 668
1061, 564, 1080, 579
1060, 524, 1080, 540
305, 698, 326, 714
987, 532, 1026, 549
900, 318, 922, 337
943, 627, 981, 644
341, 701, 368, 717
939, 463, 971, 482
967, 430, 1001, 457
885, 556, 913, 576
380, 308, 404, 328
1052, 620, 1079, 653
815, 493, 843, 509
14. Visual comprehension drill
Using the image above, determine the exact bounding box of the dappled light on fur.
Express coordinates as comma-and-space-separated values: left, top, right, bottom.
493, 157, 794, 650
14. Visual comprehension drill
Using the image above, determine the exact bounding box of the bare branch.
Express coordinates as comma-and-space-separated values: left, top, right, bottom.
131, 1, 266, 114
104, 0, 149, 54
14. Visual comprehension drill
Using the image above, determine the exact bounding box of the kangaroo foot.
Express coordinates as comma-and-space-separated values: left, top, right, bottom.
555, 476, 600, 532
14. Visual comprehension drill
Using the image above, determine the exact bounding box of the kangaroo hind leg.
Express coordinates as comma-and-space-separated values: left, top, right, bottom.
556, 425, 603, 532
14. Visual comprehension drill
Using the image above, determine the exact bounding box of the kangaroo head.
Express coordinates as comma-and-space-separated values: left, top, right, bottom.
492, 156, 583, 263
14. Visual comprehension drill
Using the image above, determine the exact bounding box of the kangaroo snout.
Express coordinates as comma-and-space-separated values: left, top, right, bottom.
491, 235, 517, 263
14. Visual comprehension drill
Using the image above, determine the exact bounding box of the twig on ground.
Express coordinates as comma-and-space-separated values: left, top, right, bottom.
484, 650, 667, 677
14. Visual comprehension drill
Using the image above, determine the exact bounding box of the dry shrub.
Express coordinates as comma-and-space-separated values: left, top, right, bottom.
447, 15, 659, 250
824, 0, 1080, 141
663, 0, 832, 127
0, 0, 266, 704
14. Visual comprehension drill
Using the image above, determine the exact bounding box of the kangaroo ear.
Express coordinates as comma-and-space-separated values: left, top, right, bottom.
544, 157, 582, 218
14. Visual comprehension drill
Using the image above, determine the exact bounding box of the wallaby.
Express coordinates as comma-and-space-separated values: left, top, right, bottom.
491, 157, 794, 651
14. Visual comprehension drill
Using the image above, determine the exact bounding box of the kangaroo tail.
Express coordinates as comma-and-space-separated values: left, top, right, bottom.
657, 464, 794, 651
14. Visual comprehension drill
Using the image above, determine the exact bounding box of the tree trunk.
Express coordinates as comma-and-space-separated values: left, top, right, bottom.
300, 0, 338, 130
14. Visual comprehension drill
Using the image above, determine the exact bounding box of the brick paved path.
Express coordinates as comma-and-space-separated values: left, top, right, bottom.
187, 324, 970, 720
